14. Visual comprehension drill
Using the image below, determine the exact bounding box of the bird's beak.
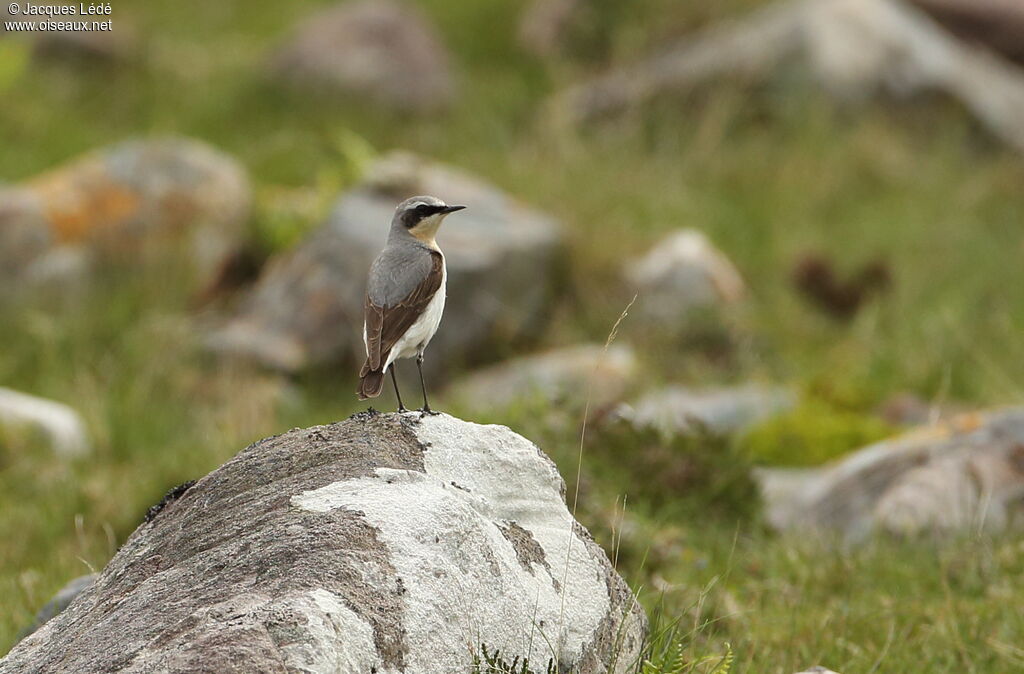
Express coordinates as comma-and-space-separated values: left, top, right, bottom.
441, 205, 466, 214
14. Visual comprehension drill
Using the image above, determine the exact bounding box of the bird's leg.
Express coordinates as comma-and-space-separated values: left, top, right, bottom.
390, 364, 407, 413
416, 353, 437, 415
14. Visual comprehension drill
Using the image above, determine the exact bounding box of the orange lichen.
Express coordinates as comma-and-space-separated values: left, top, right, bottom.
951, 412, 984, 434
27, 162, 142, 244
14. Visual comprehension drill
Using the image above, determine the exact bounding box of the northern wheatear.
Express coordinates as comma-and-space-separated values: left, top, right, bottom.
357, 196, 465, 412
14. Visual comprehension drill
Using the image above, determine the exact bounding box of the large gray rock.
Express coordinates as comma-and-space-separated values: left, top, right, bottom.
448, 344, 637, 414
270, 0, 456, 113
624, 229, 745, 323
207, 152, 566, 374
0, 412, 647, 673
617, 384, 795, 436
553, 0, 1024, 155
756, 408, 1024, 541
0, 387, 91, 457
0, 138, 250, 292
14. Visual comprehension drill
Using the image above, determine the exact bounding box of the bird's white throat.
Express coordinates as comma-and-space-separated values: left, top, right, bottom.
408, 214, 446, 248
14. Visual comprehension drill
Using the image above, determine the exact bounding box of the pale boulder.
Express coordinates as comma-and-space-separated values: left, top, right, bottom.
0, 138, 251, 292
554, 0, 1024, 155
618, 384, 794, 436
756, 408, 1024, 540
625, 230, 744, 323
0, 412, 646, 673
0, 388, 90, 457
270, 0, 456, 113
448, 344, 637, 413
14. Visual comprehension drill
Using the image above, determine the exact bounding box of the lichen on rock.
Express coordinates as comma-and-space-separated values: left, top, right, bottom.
0, 412, 646, 673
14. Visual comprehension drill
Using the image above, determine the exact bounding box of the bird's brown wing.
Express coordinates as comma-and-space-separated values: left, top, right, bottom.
361, 251, 444, 376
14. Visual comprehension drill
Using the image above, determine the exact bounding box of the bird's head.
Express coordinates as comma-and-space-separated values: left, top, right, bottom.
393, 195, 466, 245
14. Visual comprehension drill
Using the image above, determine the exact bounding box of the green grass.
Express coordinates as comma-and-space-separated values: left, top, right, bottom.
634, 531, 1024, 673
2, 0, 1024, 669
741, 398, 895, 467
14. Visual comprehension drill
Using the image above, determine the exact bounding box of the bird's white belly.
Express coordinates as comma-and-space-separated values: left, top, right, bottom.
384, 267, 446, 369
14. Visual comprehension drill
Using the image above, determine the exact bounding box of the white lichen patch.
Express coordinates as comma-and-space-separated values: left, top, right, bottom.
417, 415, 612, 665
290, 414, 617, 672
287, 589, 382, 673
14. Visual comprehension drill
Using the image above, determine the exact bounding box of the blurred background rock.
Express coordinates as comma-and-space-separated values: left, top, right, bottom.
2, 0, 1023, 670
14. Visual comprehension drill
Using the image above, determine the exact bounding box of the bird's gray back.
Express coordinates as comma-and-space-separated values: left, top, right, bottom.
366, 240, 438, 307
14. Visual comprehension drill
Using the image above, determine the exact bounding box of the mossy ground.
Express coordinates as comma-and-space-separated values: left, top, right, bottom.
2, 0, 1023, 670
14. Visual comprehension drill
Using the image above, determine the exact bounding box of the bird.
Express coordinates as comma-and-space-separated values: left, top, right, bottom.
791, 252, 891, 321
357, 195, 466, 413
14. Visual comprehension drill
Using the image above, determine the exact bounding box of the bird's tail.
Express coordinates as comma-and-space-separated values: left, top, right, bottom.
357, 361, 386, 400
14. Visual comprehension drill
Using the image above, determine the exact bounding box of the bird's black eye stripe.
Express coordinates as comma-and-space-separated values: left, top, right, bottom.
416, 204, 444, 217
403, 203, 446, 227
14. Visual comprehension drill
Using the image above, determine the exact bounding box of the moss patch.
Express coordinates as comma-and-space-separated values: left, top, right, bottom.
741, 398, 895, 467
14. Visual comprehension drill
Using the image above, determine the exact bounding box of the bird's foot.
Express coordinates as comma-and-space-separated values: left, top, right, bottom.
397, 405, 409, 414
418, 407, 440, 417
